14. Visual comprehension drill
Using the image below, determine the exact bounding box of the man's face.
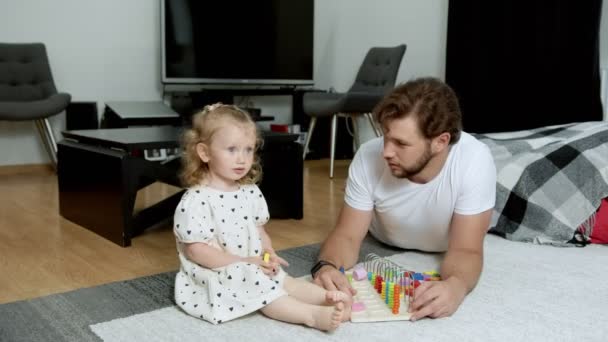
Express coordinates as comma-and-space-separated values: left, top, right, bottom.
382, 116, 434, 179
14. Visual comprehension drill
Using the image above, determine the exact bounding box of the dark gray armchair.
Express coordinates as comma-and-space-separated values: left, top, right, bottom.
0, 43, 71, 167
302, 44, 406, 178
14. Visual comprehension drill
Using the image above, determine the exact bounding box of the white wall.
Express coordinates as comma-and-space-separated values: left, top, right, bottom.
0, 0, 606, 165
601, 0, 608, 120
602, 0, 608, 70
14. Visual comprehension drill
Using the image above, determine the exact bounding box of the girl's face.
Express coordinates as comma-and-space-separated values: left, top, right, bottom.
197, 123, 256, 191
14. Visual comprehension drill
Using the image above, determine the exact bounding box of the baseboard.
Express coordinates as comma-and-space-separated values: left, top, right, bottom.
0, 163, 53, 176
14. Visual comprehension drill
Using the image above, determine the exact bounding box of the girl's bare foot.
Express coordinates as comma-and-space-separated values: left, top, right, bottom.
325, 290, 352, 322
309, 302, 344, 331
325, 290, 348, 304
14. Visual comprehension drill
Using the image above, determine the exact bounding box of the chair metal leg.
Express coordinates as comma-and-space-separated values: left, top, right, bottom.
329, 114, 338, 178
34, 120, 54, 167
351, 114, 361, 151
366, 112, 382, 137
302, 117, 317, 160
35, 118, 58, 168
43, 118, 58, 154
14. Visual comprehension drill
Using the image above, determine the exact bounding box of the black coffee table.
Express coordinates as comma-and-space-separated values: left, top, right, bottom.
58, 126, 302, 247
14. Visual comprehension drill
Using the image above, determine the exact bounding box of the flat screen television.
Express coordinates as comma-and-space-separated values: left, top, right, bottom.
161, 0, 314, 87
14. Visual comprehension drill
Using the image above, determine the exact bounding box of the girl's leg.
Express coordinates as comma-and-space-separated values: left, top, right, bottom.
260, 295, 343, 332
282, 276, 352, 321
283, 276, 349, 305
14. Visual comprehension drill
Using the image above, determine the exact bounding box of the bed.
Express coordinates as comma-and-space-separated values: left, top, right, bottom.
473, 121, 608, 246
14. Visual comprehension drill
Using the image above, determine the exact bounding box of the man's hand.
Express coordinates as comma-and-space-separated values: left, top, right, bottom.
313, 265, 357, 296
409, 276, 467, 321
410, 209, 492, 321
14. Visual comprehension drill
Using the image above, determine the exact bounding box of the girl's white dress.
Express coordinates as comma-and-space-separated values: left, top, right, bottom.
173, 184, 287, 324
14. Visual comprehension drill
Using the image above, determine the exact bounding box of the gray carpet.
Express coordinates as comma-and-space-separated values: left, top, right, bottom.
0, 236, 400, 342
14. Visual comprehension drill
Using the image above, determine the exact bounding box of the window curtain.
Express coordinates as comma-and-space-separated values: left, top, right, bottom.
446, 1, 604, 133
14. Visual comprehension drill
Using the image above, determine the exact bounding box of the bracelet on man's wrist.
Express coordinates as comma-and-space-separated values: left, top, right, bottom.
310, 260, 337, 278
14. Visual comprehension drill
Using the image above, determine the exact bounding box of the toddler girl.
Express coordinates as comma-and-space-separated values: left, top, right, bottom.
174, 103, 349, 331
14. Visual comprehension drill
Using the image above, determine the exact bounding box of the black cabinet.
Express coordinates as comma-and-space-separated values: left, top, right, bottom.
259, 137, 303, 219
58, 127, 303, 247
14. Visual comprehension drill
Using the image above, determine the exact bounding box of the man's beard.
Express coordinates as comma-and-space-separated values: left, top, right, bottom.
390, 144, 433, 179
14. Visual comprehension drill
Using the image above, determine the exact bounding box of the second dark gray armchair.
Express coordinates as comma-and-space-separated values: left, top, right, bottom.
302, 44, 406, 178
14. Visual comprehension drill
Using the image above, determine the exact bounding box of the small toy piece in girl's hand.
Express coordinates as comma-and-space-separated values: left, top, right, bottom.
263, 252, 270, 263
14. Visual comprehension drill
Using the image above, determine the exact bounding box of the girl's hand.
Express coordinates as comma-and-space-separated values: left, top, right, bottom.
242, 256, 275, 276
269, 252, 289, 268
263, 250, 289, 275
263, 247, 289, 267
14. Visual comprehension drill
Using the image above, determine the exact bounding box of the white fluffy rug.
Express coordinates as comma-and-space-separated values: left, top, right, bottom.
90, 235, 608, 342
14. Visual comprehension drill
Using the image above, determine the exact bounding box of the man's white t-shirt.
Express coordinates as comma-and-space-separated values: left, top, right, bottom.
345, 132, 496, 252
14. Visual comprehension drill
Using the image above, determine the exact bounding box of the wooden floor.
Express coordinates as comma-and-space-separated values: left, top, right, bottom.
0, 160, 351, 304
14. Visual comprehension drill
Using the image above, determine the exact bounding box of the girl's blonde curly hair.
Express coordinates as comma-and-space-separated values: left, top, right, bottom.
179, 103, 263, 187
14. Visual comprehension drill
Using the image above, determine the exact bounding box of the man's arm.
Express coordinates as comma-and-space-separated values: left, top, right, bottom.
442, 210, 491, 293
313, 203, 372, 294
409, 209, 491, 321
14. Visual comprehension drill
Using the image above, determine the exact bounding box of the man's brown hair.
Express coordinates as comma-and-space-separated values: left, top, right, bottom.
373, 77, 462, 144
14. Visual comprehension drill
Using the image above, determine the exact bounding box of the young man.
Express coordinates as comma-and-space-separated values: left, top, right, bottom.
311, 77, 496, 321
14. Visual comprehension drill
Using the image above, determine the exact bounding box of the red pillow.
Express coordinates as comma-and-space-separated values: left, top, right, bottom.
589, 198, 608, 244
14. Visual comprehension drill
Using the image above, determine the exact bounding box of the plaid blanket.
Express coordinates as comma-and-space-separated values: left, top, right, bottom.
472, 122, 608, 246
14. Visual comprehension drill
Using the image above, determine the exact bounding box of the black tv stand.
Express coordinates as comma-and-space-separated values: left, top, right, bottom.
165, 86, 353, 160
166, 86, 311, 120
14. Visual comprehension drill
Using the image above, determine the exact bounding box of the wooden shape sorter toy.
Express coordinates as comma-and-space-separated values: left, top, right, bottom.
348, 253, 441, 323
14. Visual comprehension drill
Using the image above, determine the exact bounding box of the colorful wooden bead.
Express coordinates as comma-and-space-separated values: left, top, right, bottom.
353, 267, 367, 281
